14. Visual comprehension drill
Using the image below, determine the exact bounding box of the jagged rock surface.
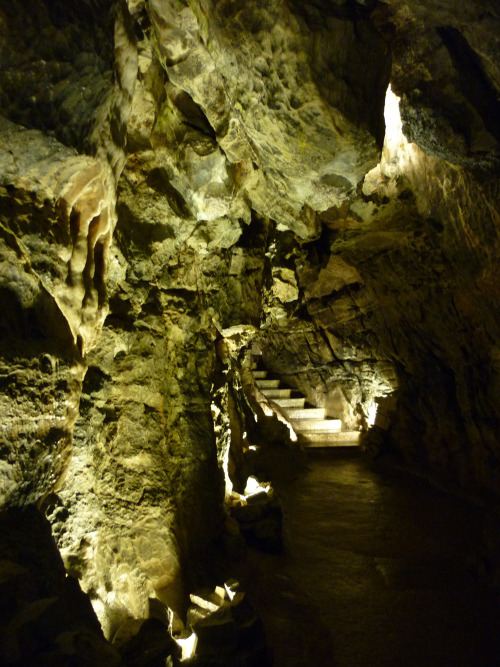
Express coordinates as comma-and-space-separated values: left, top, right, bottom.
0, 506, 121, 666
0, 0, 500, 662
374, 0, 500, 170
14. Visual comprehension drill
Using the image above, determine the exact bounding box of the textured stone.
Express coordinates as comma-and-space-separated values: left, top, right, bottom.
1, 0, 500, 662
0, 506, 120, 666
373, 0, 500, 170
183, 0, 388, 235
0, 117, 114, 506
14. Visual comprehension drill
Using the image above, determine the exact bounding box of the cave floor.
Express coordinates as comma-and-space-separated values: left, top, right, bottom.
238, 449, 500, 667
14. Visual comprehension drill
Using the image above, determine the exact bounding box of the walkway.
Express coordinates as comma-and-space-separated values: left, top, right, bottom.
239, 449, 500, 666
253, 365, 359, 446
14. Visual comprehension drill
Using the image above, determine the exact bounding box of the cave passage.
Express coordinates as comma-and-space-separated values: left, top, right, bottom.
240, 450, 500, 667
2, 1, 500, 664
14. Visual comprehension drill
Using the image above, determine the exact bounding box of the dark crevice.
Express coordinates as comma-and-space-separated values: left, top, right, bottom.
145, 168, 192, 219
438, 26, 500, 144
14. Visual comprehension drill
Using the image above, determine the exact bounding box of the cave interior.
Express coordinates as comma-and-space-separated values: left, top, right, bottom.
1, 0, 500, 665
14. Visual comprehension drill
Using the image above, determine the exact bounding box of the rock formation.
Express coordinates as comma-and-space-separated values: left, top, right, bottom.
1, 0, 500, 662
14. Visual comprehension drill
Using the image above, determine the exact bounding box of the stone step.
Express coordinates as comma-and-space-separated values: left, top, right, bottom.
256, 379, 281, 389
285, 408, 325, 420
301, 431, 361, 446
291, 418, 342, 432
273, 397, 306, 409
253, 370, 268, 379
261, 388, 293, 398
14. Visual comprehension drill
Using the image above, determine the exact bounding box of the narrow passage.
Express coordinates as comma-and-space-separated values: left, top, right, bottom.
241, 450, 500, 667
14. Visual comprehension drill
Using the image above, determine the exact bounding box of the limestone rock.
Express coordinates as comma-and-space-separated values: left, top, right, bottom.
185, 582, 270, 666
374, 0, 500, 170
0, 506, 120, 666
0, 116, 114, 506
117, 617, 181, 666
194, 0, 388, 235
229, 480, 283, 554
1, 1, 500, 661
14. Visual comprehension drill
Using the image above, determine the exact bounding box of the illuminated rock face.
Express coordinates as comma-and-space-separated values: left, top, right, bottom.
0, 0, 133, 508
0, 0, 500, 656
376, 0, 500, 171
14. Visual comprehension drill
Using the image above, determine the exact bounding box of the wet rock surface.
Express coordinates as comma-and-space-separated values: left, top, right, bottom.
241, 450, 500, 667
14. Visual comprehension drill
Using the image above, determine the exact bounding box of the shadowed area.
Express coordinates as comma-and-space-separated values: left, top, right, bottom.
240, 450, 500, 666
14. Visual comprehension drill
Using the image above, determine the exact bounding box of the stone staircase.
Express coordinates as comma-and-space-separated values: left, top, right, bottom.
252, 363, 360, 448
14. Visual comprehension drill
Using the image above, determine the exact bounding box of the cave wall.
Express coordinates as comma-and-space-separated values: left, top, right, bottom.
0, 0, 135, 507
259, 0, 500, 496
262, 122, 500, 492
0, 0, 500, 653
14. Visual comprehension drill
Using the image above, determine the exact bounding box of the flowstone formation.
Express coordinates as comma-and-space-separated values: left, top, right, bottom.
43, 0, 389, 642
1, 0, 500, 663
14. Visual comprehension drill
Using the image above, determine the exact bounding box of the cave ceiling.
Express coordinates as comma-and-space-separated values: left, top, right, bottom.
1, 0, 500, 648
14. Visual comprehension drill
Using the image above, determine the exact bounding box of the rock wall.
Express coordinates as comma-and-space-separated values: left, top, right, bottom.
259, 0, 500, 498
262, 80, 500, 495
1, 0, 500, 659
0, 0, 136, 507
